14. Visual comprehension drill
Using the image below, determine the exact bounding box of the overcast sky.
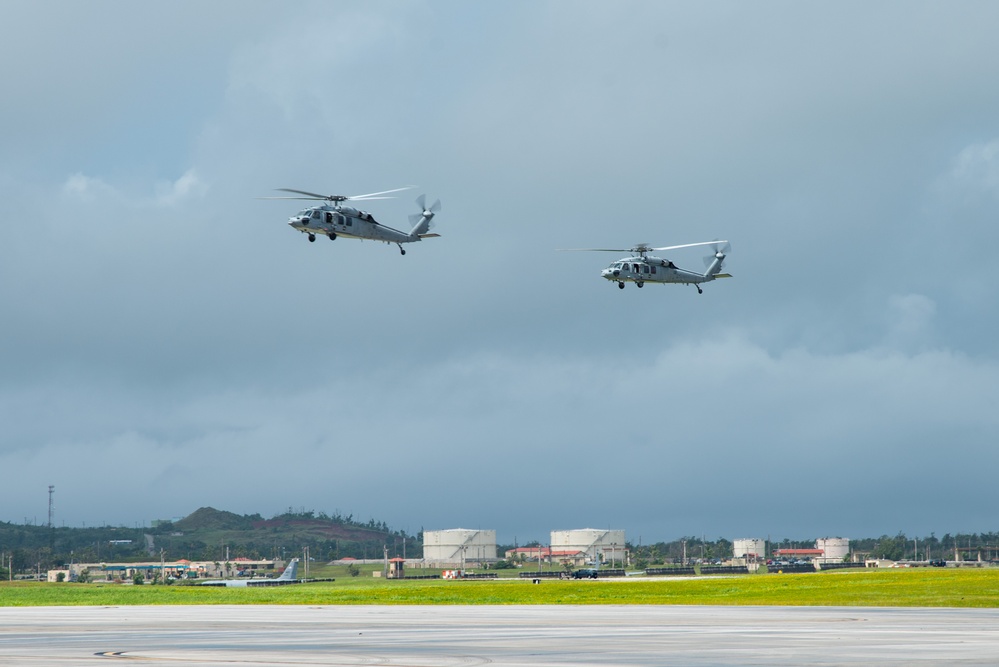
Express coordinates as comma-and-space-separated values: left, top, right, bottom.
2, 1, 998, 547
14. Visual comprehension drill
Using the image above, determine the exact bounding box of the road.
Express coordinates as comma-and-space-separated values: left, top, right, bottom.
2, 604, 998, 665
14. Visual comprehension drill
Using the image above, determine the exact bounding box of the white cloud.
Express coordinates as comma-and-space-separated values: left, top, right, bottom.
60, 168, 206, 207
154, 169, 208, 206
4, 327, 996, 537
62, 173, 118, 201
948, 139, 999, 199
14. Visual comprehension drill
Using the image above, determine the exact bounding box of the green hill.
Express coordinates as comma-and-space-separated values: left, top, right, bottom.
0, 507, 418, 576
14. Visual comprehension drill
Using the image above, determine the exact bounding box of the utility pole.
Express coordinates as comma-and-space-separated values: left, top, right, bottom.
48, 485, 55, 551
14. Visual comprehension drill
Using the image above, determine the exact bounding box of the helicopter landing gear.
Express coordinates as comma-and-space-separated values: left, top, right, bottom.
617, 282, 625, 289
696, 286, 703, 294
397, 244, 406, 255
327, 232, 337, 241
636, 281, 644, 288
307, 234, 316, 243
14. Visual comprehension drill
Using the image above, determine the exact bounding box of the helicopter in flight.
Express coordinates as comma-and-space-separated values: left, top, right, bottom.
264, 186, 442, 255
565, 241, 731, 293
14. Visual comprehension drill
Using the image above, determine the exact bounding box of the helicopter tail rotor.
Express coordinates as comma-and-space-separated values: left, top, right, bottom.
703, 241, 731, 277
408, 195, 442, 237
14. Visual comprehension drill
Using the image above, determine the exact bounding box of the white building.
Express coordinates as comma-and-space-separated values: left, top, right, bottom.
732, 538, 766, 559
550, 529, 627, 566
422, 529, 497, 565
815, 537, 850, 563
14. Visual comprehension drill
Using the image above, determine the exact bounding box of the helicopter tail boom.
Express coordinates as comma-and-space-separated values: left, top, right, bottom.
704, 254, 724, 278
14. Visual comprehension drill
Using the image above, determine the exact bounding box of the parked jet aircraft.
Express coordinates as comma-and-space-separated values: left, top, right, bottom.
198, 558, 299, 587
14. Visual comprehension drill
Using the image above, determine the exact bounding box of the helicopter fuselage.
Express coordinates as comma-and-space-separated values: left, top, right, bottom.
288, 204, 418, 245
601, 255, 724, 289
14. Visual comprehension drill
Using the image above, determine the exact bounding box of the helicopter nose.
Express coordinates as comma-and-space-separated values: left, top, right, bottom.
601, 269, 614, 280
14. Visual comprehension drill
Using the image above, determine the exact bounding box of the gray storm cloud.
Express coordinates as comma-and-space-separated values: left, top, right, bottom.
1, 1, 997, 542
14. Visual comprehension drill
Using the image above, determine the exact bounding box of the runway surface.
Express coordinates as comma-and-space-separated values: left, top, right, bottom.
2, 604, 998, 665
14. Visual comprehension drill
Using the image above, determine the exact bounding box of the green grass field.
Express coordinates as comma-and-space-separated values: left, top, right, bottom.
2, 568, 997, 607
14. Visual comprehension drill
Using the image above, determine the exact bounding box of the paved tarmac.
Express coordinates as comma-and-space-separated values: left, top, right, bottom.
2, 604, 998, 665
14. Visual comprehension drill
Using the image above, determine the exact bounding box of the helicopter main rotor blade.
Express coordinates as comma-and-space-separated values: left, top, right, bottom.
348, 186, 417, 200
271, 186, 417, 202
274, 188, 330, 200
557, 248, 632, 253
648, 240, 728, 253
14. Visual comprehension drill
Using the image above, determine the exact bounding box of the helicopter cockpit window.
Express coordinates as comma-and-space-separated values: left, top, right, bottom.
311, 210, 320, 219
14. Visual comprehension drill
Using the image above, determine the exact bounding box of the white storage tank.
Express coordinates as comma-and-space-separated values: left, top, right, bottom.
550, 529, 626, 566
732, 538, 766, 559
422, 529, 497, 564
816, 537, 849, 562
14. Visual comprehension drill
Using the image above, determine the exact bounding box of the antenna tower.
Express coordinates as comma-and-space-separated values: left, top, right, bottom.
48, 485, 55, 529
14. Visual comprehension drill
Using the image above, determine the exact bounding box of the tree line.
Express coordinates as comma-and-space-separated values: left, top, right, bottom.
0, 508, 419, 576
4, 516, 999, 578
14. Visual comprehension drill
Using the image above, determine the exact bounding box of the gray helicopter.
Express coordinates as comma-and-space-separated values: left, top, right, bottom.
264, 186, 441, 255
566, 241, 731, 293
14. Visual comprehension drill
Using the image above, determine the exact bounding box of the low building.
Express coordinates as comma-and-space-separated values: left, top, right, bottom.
505, 547, 588, 566
773, 538, 852, 564
50, 559, 282, 583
